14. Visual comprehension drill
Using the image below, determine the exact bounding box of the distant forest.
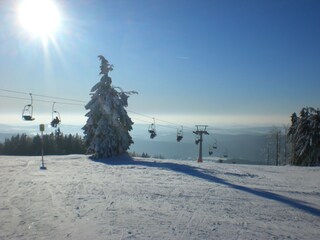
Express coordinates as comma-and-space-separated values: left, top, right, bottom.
0, 133, 86, 155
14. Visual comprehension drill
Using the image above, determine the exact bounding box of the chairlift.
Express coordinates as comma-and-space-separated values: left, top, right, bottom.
223, 149, 228, 158
50, 102, 61, 128
22, 93, 35, 121
209, 139, 218, 155
195, 135, 200, 145
176, 126, 183, 142
209, 145, 217, 155
212, 139, 218, 149
148, 118, 157, 139
209, 148, 213, 156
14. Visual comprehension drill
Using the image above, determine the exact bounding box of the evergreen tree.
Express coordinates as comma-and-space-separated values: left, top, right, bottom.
287, 107, 320, 166
0, 133, 86, 156
82, 55, 136, 158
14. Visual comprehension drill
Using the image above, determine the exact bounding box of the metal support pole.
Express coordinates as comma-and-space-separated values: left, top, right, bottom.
40, 124, 47, 170
198, 133, 203, 163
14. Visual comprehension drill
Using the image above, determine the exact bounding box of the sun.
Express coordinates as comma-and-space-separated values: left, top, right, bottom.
17, 0, 61, 40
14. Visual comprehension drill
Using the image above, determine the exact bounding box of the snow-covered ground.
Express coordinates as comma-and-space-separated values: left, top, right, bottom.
0, 155, 319, 240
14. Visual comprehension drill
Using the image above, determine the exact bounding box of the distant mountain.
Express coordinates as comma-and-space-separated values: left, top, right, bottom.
0, 123, 273, 163
129, 132, 269, 164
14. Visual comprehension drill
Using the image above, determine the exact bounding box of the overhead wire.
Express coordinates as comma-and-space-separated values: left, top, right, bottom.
0, 94, 31, 101
126, 109, 194, 130
32, 93, 87, 103
0, 87, 210, 133
1, 87, 224, 153
0, 88, 31, 96
0, 88, 86, 103
0, 94, 84, 106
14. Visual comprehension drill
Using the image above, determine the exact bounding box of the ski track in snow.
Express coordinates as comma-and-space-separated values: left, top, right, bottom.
0, 155, 320, 240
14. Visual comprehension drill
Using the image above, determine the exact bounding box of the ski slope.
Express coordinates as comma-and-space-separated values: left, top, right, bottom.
0, 155, 319, 240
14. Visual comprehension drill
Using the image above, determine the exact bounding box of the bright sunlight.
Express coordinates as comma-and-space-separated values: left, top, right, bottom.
17, 0, 61, 40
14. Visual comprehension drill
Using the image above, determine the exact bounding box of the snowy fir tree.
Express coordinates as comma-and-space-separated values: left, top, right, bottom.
287, 107, 320, 166
82, 55, 137, 158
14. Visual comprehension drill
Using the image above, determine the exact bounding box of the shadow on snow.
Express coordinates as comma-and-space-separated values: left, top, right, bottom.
92, 154, 320, 217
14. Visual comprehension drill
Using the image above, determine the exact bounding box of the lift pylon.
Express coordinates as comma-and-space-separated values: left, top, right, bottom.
193, 125, 209, 163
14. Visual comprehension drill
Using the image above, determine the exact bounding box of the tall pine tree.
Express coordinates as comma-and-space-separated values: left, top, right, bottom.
287, 107, 320, 166
83, 55, 136, 158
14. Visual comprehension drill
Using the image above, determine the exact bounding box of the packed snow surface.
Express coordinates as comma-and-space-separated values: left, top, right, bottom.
0, 155, 319, 240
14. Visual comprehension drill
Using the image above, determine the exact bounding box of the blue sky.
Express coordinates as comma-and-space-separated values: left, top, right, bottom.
0, 0, 319, 128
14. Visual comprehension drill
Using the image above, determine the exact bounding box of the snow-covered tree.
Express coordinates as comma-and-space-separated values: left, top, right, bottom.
82, 55, 137, 158
287, 107, 320, 166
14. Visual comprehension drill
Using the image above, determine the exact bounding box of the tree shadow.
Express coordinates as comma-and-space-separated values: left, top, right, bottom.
93, 155, 320, 217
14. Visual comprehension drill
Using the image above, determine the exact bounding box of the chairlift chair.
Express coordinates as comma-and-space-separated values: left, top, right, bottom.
148, 119, 157, 139
209, 150, 213, 156
212, 140, 218, 149
50, 102, 61, 128
209, 146, 213, 156
209, 139, 218, 155
176, 126, 183, 142
223, 149, 228, 158
22, 93, 35, 121
148, 124, 157, 139
195, 135, 200, 145
209, 145, 217, 155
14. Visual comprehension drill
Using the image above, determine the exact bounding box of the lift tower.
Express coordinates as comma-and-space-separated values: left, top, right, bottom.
193, 125, 209, 163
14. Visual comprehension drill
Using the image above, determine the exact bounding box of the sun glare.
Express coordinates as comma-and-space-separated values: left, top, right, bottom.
18, 0, 61, 40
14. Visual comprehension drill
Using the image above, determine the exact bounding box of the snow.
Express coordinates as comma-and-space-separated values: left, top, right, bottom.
0, 155, 319, 240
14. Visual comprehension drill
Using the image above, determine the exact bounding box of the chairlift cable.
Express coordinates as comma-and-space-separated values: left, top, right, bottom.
0, 88, 86, 103
1, 92, 192, 131
0, 88, 27, 95
1, 91, 191, 130
32, 93, 86, 103
0, 94, 84, 106
0, 88, 190, 128
1, 87, 201, 132
0, 94, 31, 101
126, 109, 195, 130
130, 116, 154, 124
